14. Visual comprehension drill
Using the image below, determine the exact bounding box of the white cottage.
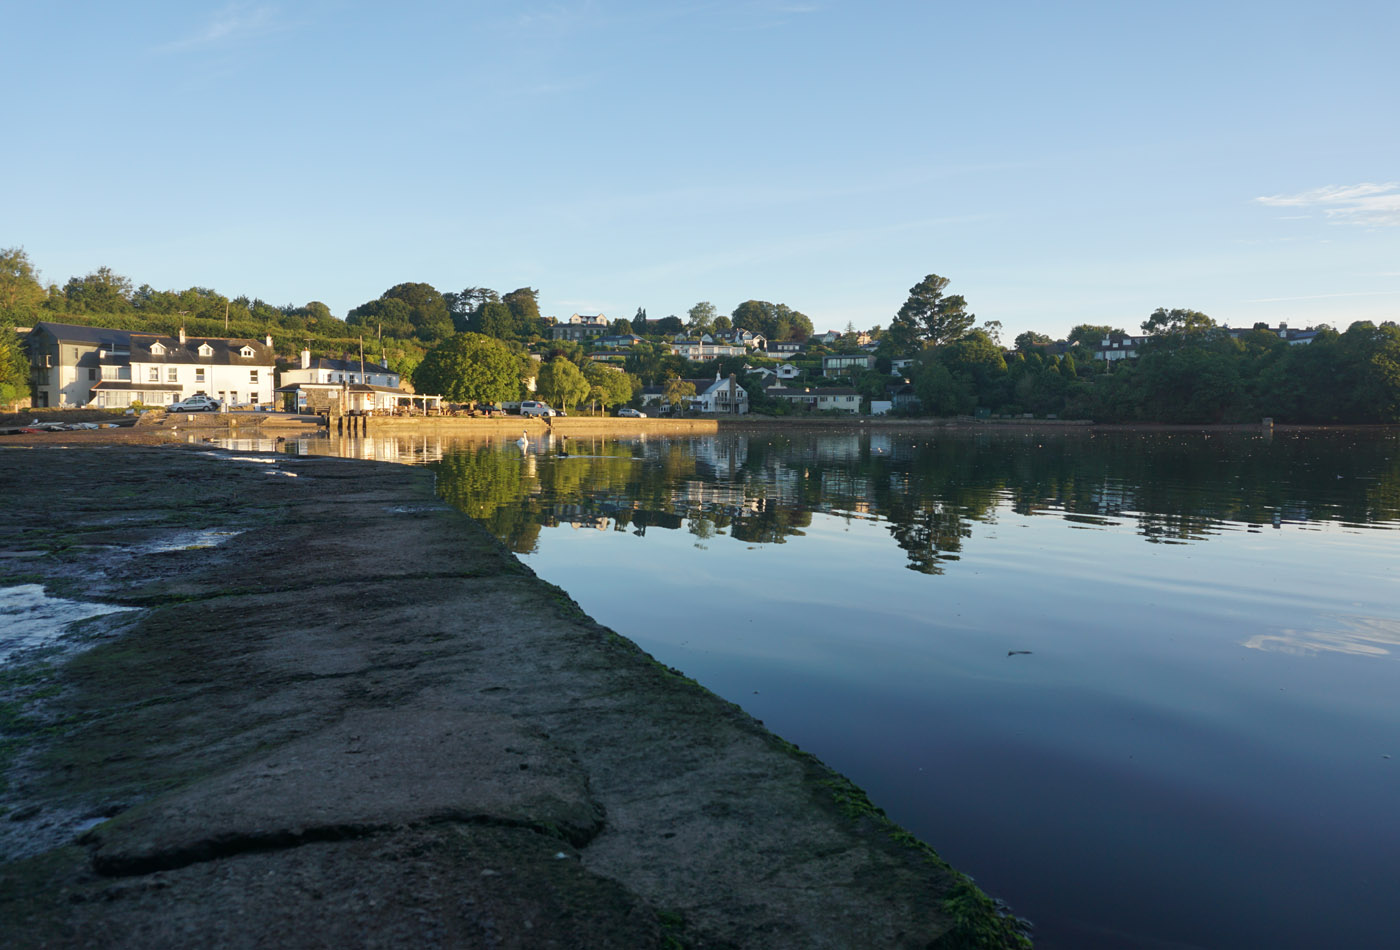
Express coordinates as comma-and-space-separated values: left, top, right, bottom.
26, 321, 277, 409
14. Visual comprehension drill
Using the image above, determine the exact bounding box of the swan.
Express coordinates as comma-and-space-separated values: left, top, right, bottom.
516, 430, 530, 449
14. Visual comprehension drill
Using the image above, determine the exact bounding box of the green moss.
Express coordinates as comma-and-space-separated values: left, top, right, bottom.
808, 771, 1032, 948
939, 879, 1033, 949
657, 910, 689, 950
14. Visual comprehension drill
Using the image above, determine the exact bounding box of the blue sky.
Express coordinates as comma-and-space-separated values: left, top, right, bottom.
5, 1, 1397, 339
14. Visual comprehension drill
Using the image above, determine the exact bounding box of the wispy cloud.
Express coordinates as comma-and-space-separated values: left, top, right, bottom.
161, 3, 288, 52
1256, 182, 1400, 226
1245, 290, 1400, 304
515, 2, 597, 31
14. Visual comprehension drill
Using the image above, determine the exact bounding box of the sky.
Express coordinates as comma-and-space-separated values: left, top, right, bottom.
4, 1, 1398, 340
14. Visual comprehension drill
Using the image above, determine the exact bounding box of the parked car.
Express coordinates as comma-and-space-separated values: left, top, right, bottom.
168, 394, 221, 413
519, 400, 555, 417
616, 407, 647, 418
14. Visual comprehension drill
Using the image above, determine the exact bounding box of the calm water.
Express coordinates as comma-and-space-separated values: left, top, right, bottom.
263, 427, 1400, 949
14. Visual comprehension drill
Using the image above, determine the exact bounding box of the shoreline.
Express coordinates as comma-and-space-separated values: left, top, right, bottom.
2, 408, 1391, 451
0, 444, 1028, 948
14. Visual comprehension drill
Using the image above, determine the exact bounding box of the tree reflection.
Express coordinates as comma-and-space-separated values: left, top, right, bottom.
427, 429, 1400, 574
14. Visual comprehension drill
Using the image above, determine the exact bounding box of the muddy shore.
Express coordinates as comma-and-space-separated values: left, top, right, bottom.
0, 444, 1028, 948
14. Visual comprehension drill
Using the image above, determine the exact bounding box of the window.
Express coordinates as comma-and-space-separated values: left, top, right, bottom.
250, 370, 259, 384
167, 367, 178, 382
195, 367, 206, 383
199, 343, 214, 357
88, 368, 97, 381
239, 346, 254, 358
148, 367, 159, 382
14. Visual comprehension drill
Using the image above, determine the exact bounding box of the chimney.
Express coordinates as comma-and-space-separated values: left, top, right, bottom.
178, 327, 186, 344
265, 334, 273, 347
300, 348, 311, 370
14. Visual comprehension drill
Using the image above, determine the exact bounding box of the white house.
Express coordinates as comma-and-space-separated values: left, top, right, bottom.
276, 349, 417, 414
689, 374, 749, 414
714, 328, 767, 349
279, 349, 401, 388
637, 375, 750, 414
766, 382, 861, 413
669, 340, 748, 360
26, 321, 277, 409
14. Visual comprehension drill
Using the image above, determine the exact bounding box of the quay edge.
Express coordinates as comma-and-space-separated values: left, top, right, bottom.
0, 444, 1030, 949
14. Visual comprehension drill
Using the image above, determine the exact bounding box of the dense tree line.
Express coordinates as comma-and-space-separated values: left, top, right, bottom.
5, 246, 1398, 423
900, 297, 1400, 424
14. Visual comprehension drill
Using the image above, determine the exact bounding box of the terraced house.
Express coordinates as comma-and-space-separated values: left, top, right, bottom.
25, 321, 276, 409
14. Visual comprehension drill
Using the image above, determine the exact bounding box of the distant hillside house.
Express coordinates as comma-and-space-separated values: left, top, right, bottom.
669, 340, 748, 360
25, 321, 276, 409
688, 374, 749, 414
1222, 325, 1320, 346
596, 333, 642, 348
637, 375, 749, 414
765, 339, 805, 356
714, 328, 768, 349
822, 353, 876, 377
552, 313, 610, 341
766, 381, 861, 413
1089, 333, 1151, 361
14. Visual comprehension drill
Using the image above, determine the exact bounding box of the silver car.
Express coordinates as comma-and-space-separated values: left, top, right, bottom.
168, 395, 221, 412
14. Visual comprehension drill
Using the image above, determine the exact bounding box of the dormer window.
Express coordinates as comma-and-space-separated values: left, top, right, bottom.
198, 343, 214, 357
239, 346, 254, 358
150, 342, 166, 355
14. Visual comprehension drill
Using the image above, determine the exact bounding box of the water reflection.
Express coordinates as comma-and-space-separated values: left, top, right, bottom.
1244, 615, 1400, 657
265, 429, 1400, 572
263, 426, 1400, 948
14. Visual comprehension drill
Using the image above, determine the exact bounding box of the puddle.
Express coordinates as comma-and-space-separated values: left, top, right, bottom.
0, 585, 136, 664
199, 452, 278, 463
140, 529, 245, 554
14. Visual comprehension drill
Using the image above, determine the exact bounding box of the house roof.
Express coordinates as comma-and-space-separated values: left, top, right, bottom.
299, 357, 397, 375
130, 334, 276, 366
28, 321, 134, 348
276, 382, 405, 394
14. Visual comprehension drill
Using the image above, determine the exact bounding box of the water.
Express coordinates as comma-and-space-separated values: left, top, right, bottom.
0, 584, 135, 665
270, 427, 1400, 949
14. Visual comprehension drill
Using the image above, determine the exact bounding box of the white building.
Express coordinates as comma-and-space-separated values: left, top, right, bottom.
26, 321, 277, 409
689, 374, 749, 414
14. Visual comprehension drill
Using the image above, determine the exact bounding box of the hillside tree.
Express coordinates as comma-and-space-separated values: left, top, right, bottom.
412, 332, 521, 404
887, 273, 973, 350
0, 247, 45, 320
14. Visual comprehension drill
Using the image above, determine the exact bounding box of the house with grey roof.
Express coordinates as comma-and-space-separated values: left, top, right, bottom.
26, 321, 277, 409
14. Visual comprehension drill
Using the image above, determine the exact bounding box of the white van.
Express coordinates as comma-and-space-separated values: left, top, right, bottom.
520, 400, 555, 417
